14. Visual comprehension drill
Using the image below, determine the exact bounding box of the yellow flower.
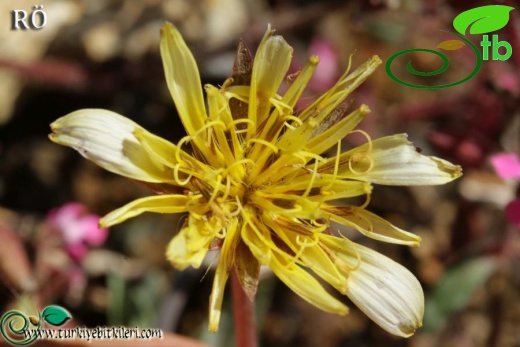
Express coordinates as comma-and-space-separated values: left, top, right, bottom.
49, 23, 462, 337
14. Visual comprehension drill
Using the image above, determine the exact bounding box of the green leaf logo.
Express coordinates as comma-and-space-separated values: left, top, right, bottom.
453, 5, 514, 35
42, 306, 72, 326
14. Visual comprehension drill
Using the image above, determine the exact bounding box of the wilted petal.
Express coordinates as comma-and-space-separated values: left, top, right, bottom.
100, 194, 189, 228
322, 236, 424, 337
49, 109, 173, 183
160, 23, 207, 138
321, 134, 462, 185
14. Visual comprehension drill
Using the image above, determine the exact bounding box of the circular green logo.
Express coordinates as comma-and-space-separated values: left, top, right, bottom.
385, 31, 482, 89
0, 310, 41, 346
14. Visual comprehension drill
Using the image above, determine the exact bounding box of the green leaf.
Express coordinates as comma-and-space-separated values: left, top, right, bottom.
423, 257, 497, 331
453, 5, 514, 35
42, 305, 72, 326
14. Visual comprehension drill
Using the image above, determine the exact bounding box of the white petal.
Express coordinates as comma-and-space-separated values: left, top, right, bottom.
325, 134, 462, 185
49, 109, 173, 183
324, 239, 424, 337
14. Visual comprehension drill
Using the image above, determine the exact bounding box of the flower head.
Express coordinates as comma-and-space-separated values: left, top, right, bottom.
49, 23, 462, 336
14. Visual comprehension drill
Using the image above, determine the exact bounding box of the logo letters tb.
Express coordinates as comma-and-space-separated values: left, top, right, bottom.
480, 35, 512, 61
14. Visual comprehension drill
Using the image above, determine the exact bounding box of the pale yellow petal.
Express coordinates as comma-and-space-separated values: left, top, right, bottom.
209, 220, 239, 332
49, 109, 172, 183
323, 205, 421, 247
160, 22, 207, 137
321, 238, 424, 337
320, 134, 462, 185
100, 194, 188, 228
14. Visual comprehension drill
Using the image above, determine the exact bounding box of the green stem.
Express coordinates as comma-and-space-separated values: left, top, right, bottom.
231, 267, 257, 347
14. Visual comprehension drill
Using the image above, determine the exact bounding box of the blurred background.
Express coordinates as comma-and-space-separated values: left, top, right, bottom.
0, 0, 519, 346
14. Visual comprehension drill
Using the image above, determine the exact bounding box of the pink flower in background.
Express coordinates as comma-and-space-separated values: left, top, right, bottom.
490, 153, 520, 179
490, 153, 520, 228
291, 37, 339, 110
47, 203, 108, 260
308, 37, 338, 92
